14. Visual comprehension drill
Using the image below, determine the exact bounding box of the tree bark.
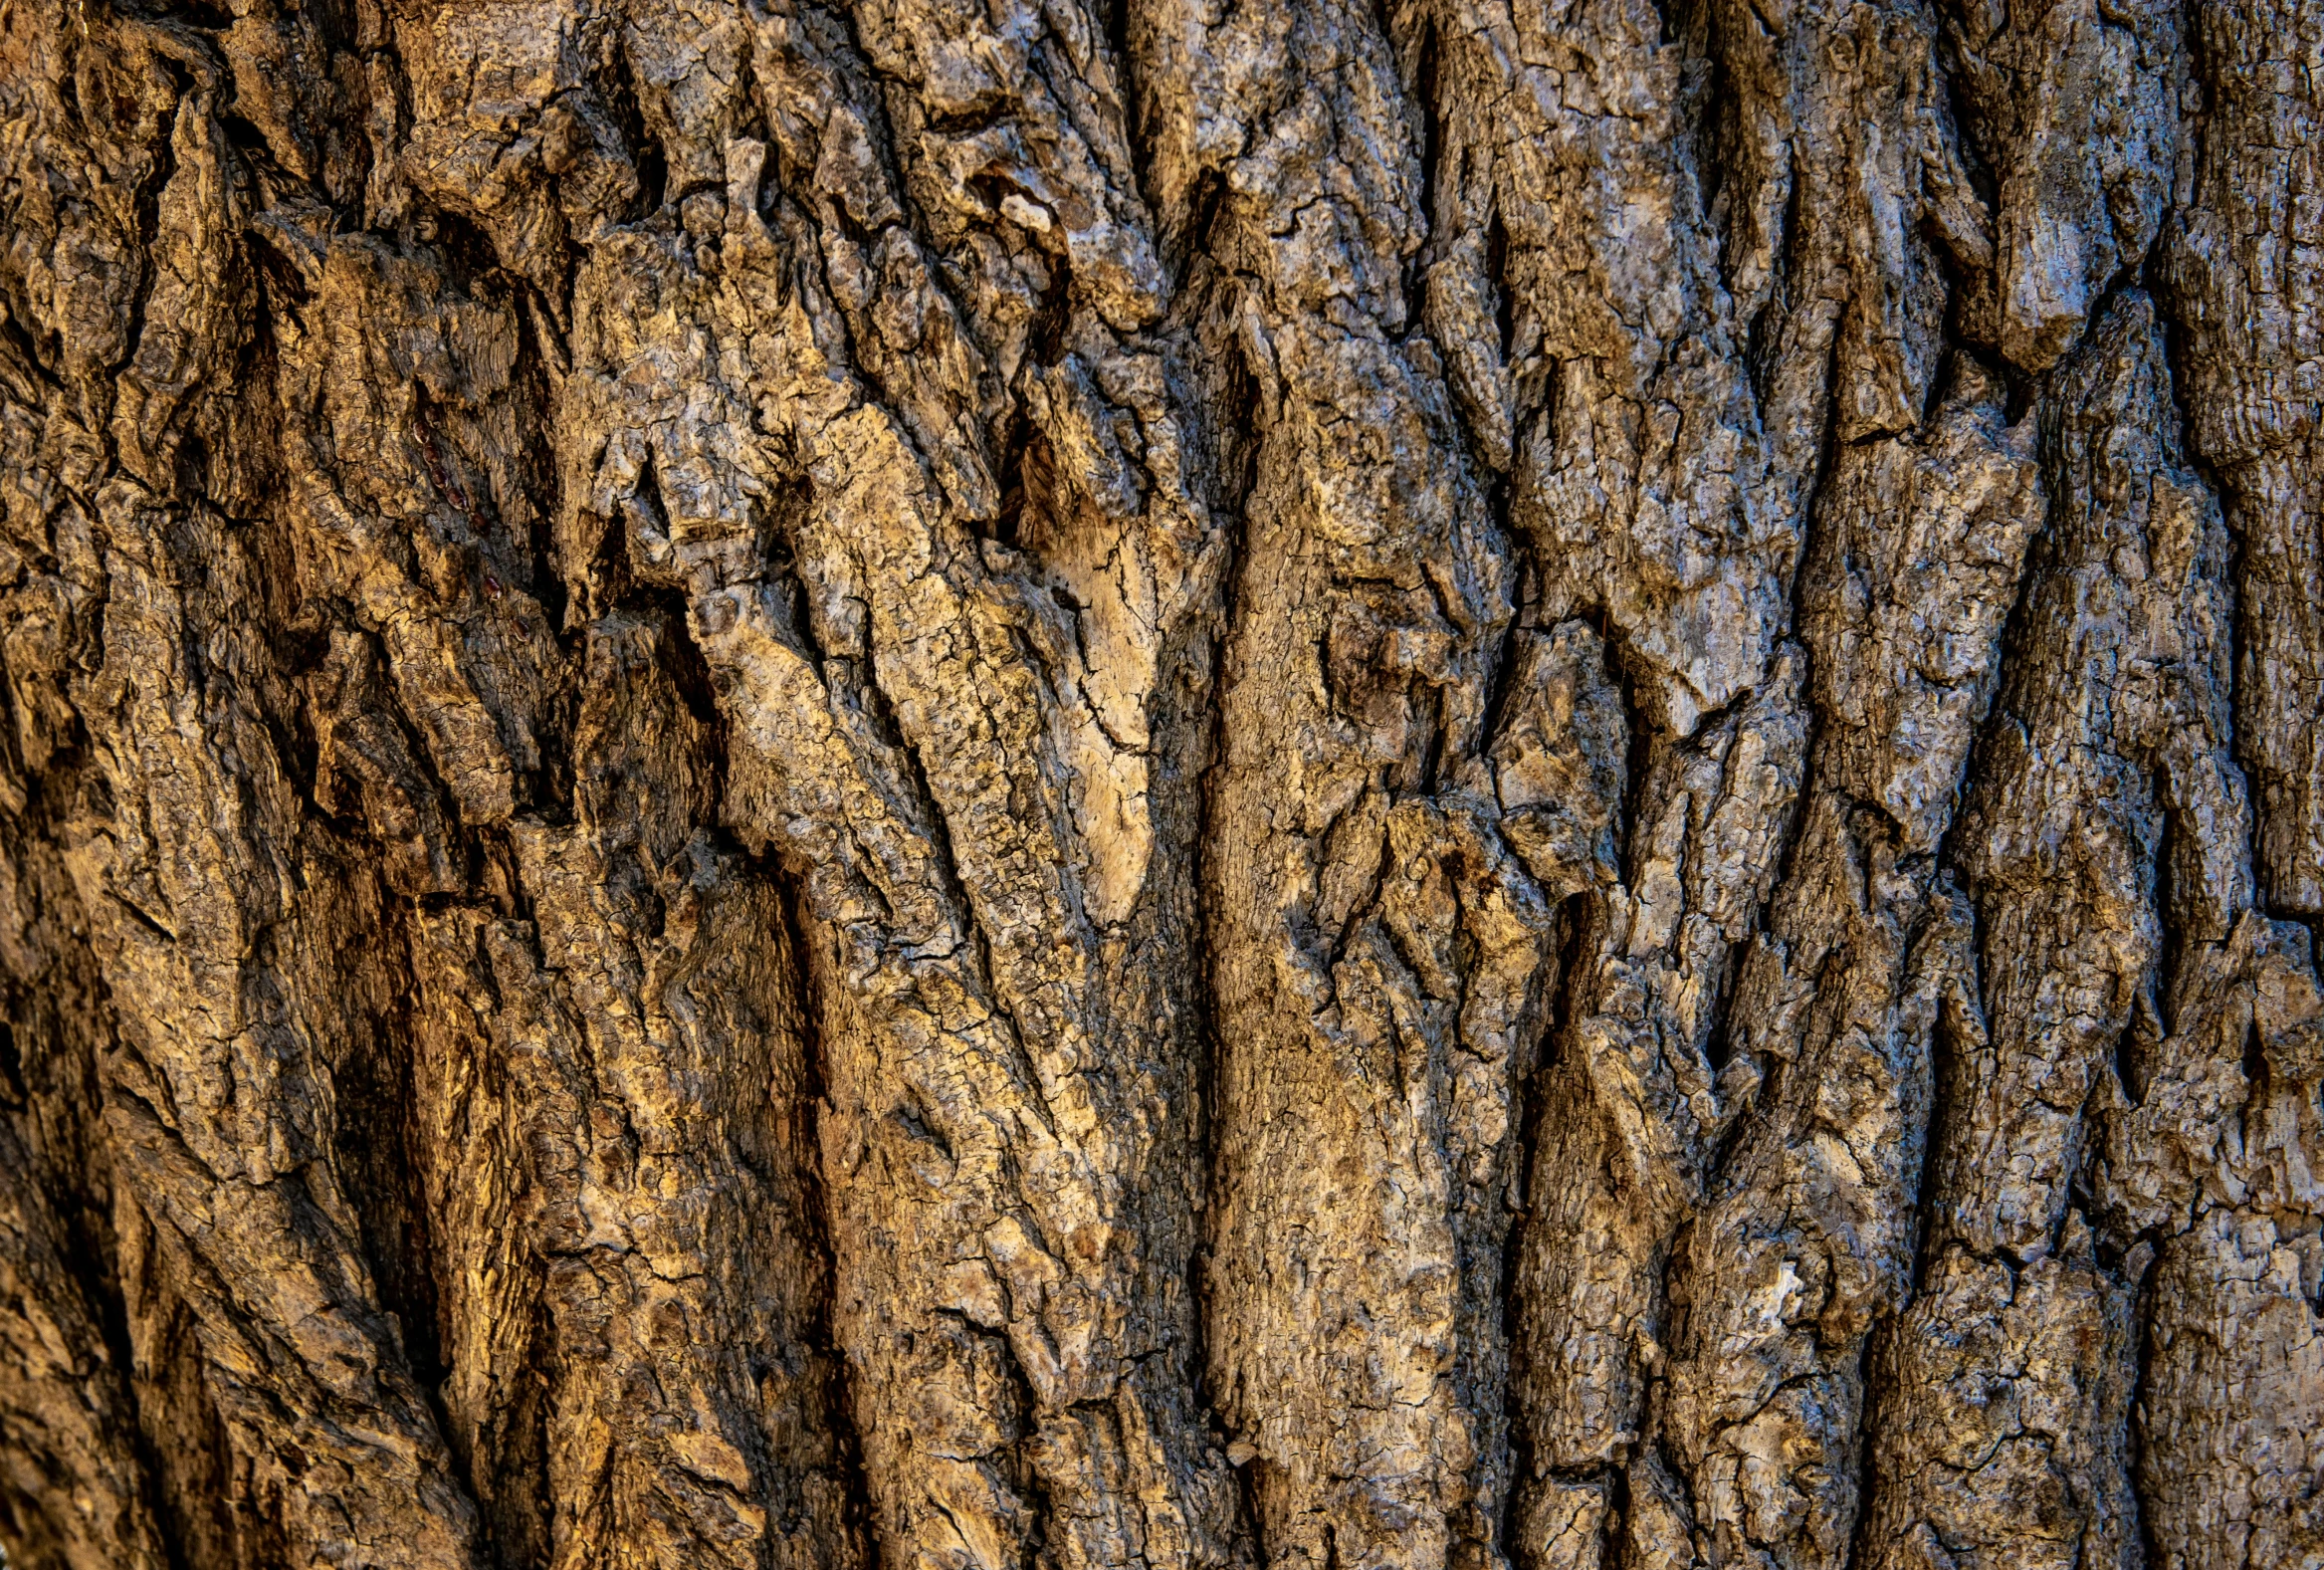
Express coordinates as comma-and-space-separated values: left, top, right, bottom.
0, 0, 2320, 1564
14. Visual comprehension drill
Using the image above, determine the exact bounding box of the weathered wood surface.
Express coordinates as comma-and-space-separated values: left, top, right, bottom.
0, 0, 2319, 1564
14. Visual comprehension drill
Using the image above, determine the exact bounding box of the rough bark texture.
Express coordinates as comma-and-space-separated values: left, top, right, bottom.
0, 0, 2320, 1564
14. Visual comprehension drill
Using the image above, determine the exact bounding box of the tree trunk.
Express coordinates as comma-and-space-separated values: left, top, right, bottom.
1, 0, 2321, 1564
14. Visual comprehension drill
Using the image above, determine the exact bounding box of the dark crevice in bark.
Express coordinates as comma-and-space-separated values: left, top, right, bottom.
84, 210, 164, 486
490, 1297, 555, 1570
1602, 1448, 1633, 1569
331, 897, 454, 1418
1742, 148, 1808, 410
1100, 0, 1155, 236
1913, 896, 1976, 1297
731, 38, 773, 154
1476, 527, 1531, 751
1842, 1320, 1891, 1570
1696, 37, 1739, 297
2125, 1238, 2168, 1570
1404, 10, 1441, 338
1486, 203, 1514, 362
2240, 1011, 2270, 1106
601, 44, 668, 221
0, 1021, 21, 1114
1637, 1227, 1695, 1550
1925, 244, 1999, 426
618, 578, 733, 825
509, 289, 569, 635
132, 1234, 239, 1568
2172, 0, 2215, 183
1602, 621, 1657, 876
1787, 321, 1849, 603
774, 874, 881, 1563
10, 846, 181, 1570
142, 0, 234, 29
1170, 169, 1233, 298
988, 417, 1047, 551
1189, 319, 1262, 1539
1498, 887, 1586, 1562
2152, 781, 2195, 1041
407, 207, 508, 309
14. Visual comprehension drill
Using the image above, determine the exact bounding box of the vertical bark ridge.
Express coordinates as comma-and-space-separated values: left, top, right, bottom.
0, 55, 166, 1547
2118, 2, 2324, 1559
266, 82, 865, 1561
1442, 0, 1986, 1552
1659, 363, 2043, 1568
0, 826, 165, 1569
1133, 0, 1617, 1560
0, 7, 493, 1555
2159, 0, 2324, 920
1858, 293, 2226, 1570
528, 0, 1245, 1562
0, 0, 879, 1559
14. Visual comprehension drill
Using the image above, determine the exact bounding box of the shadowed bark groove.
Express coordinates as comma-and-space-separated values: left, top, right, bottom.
0, 0, 2320, 1566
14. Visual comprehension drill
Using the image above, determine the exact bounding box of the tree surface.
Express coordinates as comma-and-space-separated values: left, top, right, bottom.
0, 0, 2321, 1564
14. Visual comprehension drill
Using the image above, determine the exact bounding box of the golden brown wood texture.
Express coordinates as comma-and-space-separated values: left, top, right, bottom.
0, 0, 2319, 1565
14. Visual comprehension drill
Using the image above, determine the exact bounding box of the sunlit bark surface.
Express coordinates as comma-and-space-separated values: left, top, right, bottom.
1, 0, 2321, 1564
